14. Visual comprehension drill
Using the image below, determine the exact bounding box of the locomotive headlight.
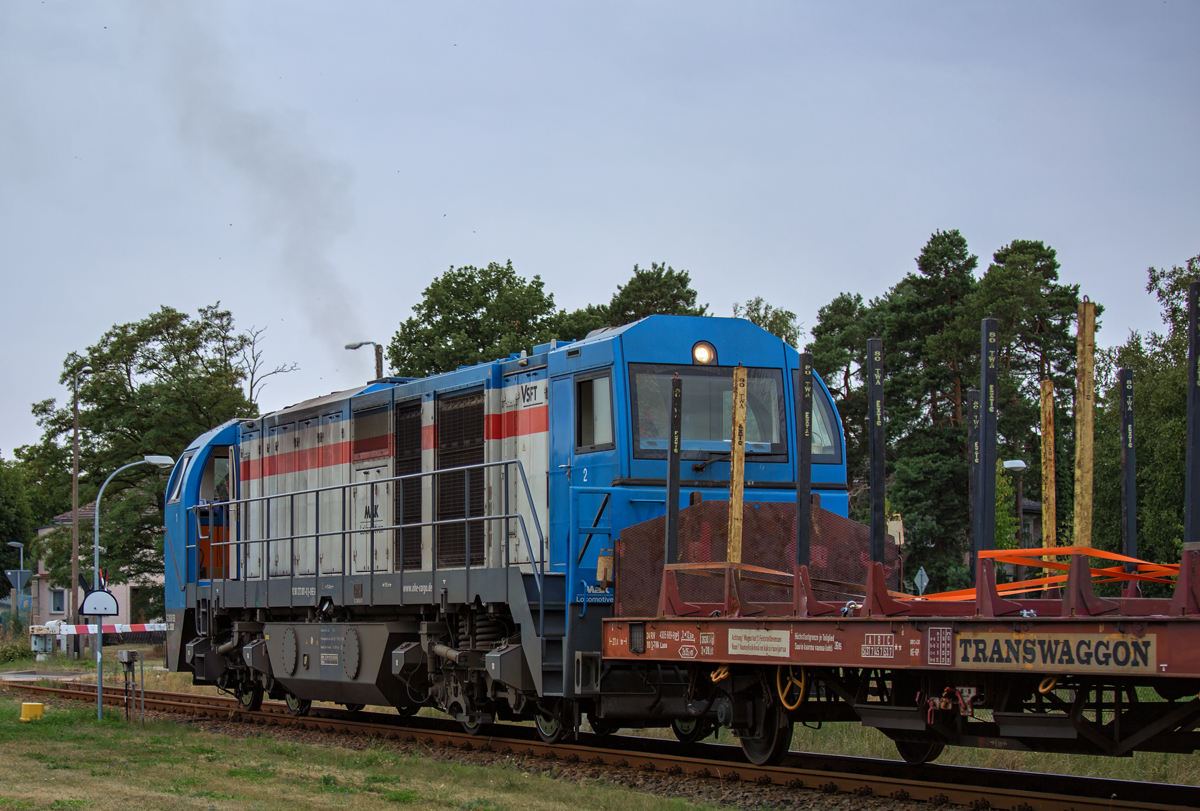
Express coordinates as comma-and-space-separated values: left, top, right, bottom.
692, 341, 717, 365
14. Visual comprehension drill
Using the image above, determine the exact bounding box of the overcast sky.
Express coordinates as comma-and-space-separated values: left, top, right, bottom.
2, 2, 1197, 455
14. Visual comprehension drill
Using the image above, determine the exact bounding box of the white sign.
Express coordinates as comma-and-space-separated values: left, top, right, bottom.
914, 567, 930, 596
81, 590, 119, 617
728, 628, 790, 658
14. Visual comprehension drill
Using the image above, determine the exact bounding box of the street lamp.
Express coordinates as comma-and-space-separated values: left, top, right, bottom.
91, 454, 174, 721
1003, 460, 1028, 580
72, 364, 92, 658
6, 542, 23, 626
345, 341, 384, 381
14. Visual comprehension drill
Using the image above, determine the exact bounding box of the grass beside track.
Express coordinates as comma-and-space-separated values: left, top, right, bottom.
7, 652, 1200, 787
0, 694, 715, 811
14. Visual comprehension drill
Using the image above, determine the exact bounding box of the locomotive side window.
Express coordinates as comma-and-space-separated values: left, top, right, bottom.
629, 364, 787, 461
575, 372, 614, 453
167, 453, 195, 504
793, 370, 844, 465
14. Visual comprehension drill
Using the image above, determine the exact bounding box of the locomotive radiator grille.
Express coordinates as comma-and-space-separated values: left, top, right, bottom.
436, 391, 486, 568
395, 402, 424, 571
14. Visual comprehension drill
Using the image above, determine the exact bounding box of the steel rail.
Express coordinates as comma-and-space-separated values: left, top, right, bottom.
6, 682, 1199, 811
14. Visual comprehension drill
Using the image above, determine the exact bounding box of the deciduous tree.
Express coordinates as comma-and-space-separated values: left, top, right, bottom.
387, 261, 559, 377
20, 304, 262, 603
733, 297, 802, 347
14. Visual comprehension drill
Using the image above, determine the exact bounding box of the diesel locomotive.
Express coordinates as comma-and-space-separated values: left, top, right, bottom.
163, 315, 852, 751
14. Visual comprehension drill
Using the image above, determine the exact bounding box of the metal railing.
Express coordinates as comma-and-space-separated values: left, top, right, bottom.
185, 459, 546, 612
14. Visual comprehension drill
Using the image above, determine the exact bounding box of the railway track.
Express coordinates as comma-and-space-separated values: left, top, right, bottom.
5, 681, 1198, 811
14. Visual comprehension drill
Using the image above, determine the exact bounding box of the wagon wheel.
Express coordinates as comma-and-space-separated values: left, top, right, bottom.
739, 697, 793, 766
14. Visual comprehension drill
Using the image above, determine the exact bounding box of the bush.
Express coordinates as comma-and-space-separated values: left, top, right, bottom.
0, 623, 34, 664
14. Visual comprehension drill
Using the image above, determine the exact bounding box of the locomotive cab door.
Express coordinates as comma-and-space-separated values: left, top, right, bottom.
549, 368, 617, 585
548, 376, 574, 570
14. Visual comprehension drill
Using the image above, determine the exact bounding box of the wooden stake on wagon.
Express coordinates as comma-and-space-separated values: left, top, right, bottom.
1041, 379, 1057, 579
727, 364, 748, 564
1074, 298, 1096, 547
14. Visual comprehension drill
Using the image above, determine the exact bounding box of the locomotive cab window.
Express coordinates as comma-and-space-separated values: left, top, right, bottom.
793, 370, 843, 465
629, 364, 787, 461
167, 453, 195, 504
575, 372, 614, 453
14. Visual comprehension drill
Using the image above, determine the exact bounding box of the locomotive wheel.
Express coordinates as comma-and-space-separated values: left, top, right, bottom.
671, 717, 712, 745
739, 700, 793, 766
587, 714, 620, 736
461, 717, 492, 736
237, 685, 264, 712
395, 704, 418, 718
285, 694, 312, 716
343, 703, 365, 713
894, 739, 945, 765
535, 712, 568, 744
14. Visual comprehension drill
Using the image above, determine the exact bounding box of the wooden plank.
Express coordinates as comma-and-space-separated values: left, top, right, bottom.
1041, 378, 1057, 579
727, 365, 748, 564
1074, 299, 1096, 547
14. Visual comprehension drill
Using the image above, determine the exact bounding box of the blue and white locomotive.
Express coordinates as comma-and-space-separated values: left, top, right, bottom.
163, 315, 847, 740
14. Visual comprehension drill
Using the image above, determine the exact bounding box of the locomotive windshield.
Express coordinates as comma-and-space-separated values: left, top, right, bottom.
629, 364, 787, 460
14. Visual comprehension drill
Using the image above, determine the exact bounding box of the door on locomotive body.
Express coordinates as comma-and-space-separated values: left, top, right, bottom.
294, 417, 317, 575
350, 465, 393, 573
549, 366, 617, 602
266, 422, 295, 577
241, 426, 264, 579
194, 446, 236, 580
318, 411, 346, 575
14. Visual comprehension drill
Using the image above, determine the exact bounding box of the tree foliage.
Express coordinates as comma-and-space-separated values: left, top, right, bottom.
388, 260, 712, 376
733, 297, 802, 347
1093, 255, 1200, 578
810, 231, 1089, 593
607, 262, 708, 324
387, 261, 560, 377
0, 453, 34, 574
19, 304, 262, 595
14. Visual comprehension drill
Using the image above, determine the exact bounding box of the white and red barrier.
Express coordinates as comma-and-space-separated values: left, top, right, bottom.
29, 623, 167, 635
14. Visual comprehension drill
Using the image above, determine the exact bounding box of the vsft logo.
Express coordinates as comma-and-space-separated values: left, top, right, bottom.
518, 384, 540, 405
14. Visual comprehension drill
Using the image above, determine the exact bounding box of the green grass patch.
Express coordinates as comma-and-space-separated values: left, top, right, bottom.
0, 692, 718, 811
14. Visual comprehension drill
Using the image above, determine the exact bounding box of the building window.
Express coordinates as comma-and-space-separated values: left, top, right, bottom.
50, 589, 65, 614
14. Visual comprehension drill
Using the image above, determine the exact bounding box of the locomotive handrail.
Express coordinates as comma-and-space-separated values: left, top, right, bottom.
184, 458, 546, 597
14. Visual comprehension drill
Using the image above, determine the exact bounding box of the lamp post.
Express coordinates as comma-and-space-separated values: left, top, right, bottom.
6, 542, 23, 626
91, 454, 174, 721
345, 341, 383, 381
1003, 460, 1028, 581
72, 365, 91, 658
